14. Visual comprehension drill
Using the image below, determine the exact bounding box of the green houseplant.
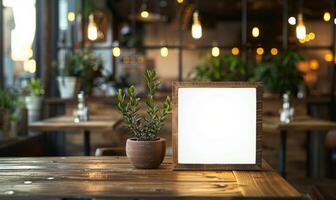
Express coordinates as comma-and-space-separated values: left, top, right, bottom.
57, 48, 103, 98
189, 52, 246, 81
23, 78, 44, 123
251, 51, 304, 94
117, 70, 171, 169
0, 89, 25, 137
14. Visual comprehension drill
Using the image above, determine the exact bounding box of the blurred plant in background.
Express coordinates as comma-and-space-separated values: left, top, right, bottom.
189, 52, 247, 81
251, 51, 304, 94
23, 78, 45, 97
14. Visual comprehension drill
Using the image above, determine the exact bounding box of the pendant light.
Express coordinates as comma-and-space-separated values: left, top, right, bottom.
112, 41, 121, 57
88, 14, 98, 41
296, 14, 306, 40
211, 42, 220, 57
191, 10, 202, 39
140, 1, 149, 18
296, 0, 306, 40
160, 46, 169, 57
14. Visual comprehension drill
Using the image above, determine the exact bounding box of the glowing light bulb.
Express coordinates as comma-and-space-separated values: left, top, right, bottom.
324, 12, 331, 22
256, 47, 264, 55
112, 46, 121, 57
191, 11, 202, 39
140, 10, 149, 18
177, 0, 183, 3
88, 15, 98, 41
270, 48, 278, 56
324, 52, 333, 62
23, 59, 36, 73
296, 14, 306, 40
160, 47, 169, 57
252, 27, 259, 38
211, 46, 220, 57
67, 12, 75, 22
310, 59, 319, 70
288, 17, 296, 25
308, 32, 315, 40
231, 47, 239, 55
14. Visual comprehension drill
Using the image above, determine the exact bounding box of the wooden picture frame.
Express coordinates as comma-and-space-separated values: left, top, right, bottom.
172, 82, 263, 170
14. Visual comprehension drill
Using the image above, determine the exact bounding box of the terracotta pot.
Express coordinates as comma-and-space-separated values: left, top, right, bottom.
126, 138, 166, 169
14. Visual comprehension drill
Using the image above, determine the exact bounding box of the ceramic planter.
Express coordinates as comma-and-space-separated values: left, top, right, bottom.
25, 96, 42, 123
57, 76, 77, 99
126, 138, 166, 169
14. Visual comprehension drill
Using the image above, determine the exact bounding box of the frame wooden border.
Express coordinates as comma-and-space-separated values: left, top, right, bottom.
172, 82, 263, 171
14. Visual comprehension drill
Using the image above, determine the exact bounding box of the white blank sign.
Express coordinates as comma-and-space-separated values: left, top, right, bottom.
178, 87, 257, 165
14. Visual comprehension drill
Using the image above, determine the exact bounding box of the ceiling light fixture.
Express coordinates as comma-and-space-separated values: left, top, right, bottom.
323, 12, 331, 22
252, 27, 260, 38
88, 14, 98, 41
191, 10, 202, 39
296, 13, 306, 40
160, 47, 169, 57
211, 45, 220, 57
112, 41, 121, 57
288, 16, 296, 25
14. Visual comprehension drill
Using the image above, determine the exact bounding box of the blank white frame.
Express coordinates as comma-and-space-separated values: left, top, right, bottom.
172, 82, 262, 170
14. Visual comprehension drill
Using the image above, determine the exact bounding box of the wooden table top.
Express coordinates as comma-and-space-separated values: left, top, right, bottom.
29, 115, 120, 132
263, 115, 336, 133
0, 156, 301, 199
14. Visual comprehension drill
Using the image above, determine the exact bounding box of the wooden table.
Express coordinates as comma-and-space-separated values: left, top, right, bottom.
29, 115, 119, 156
0, 156, 302, 199
263, 115, 336, 177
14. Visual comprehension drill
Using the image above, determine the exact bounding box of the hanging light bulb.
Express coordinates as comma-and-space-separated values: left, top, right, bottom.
252, 27, 260, 38
177, 0, 183, 3
323, 12, 331, 22
88, 14, 98, 41
160, 47, 169, 57
112, 41, 121, 57
211, 46, 220, 57
140, 3, 149, 18
296, 14, 306, 40
67, 12, 75, 22
191, 10, 202, 39
288, 16, 296, 25
231, 47, 239, 55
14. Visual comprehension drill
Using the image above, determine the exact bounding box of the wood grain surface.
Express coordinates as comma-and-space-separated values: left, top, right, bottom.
263, 115, 336, 133
29, 115, 121, 132
0, 156, 301, 199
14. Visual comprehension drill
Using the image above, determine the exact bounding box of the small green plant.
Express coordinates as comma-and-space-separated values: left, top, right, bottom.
251, 51, 304, 94
23, 78, 45, 96
117, 70, 172, 141
0, 89, 25, 122
189, 52, 246, 81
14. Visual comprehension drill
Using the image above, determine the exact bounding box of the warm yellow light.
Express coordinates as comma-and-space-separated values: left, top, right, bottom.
112, 47, 121, 57
231, 47, 239, 55
88, 15, 98, 41
28, 48, 33, 58
67, 12, 75, 22
324, 52, 333, 62
299, 39, 305, 44
211, 46, 220, 57
140, 10, 149, 18
308, 32, 315, 40
324, 12, 331, 22
304, 35, 310, 42
256, 47, 264, 55
288, 17, 296, 25
270, 48, 278, 56
23, 59, 36, 73
191, 11, 202, 39
177, 0, 183, 3
252, 27, 259, 38
160, 47, 169, 57
296, 14, 306, 40
310, 59, 319, 70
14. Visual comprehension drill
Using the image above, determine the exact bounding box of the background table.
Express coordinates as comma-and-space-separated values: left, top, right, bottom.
0, 156, 301, 199
263, 115, 336, 177
29, 115, 119, 156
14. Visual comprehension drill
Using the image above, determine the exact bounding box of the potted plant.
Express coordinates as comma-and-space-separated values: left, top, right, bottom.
189, 52, 247, 81
57, 51, 81, 99
117, 70, 171, 169
250, 51, 304, 95
0, 89, 25, 138
23, 78, 45, 123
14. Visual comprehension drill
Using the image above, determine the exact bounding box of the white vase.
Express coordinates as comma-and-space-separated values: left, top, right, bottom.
57, 76, 77, 99
25, 96, 42, 123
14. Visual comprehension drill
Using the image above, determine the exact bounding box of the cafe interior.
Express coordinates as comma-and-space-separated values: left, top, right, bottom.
1, 0, 336, 199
